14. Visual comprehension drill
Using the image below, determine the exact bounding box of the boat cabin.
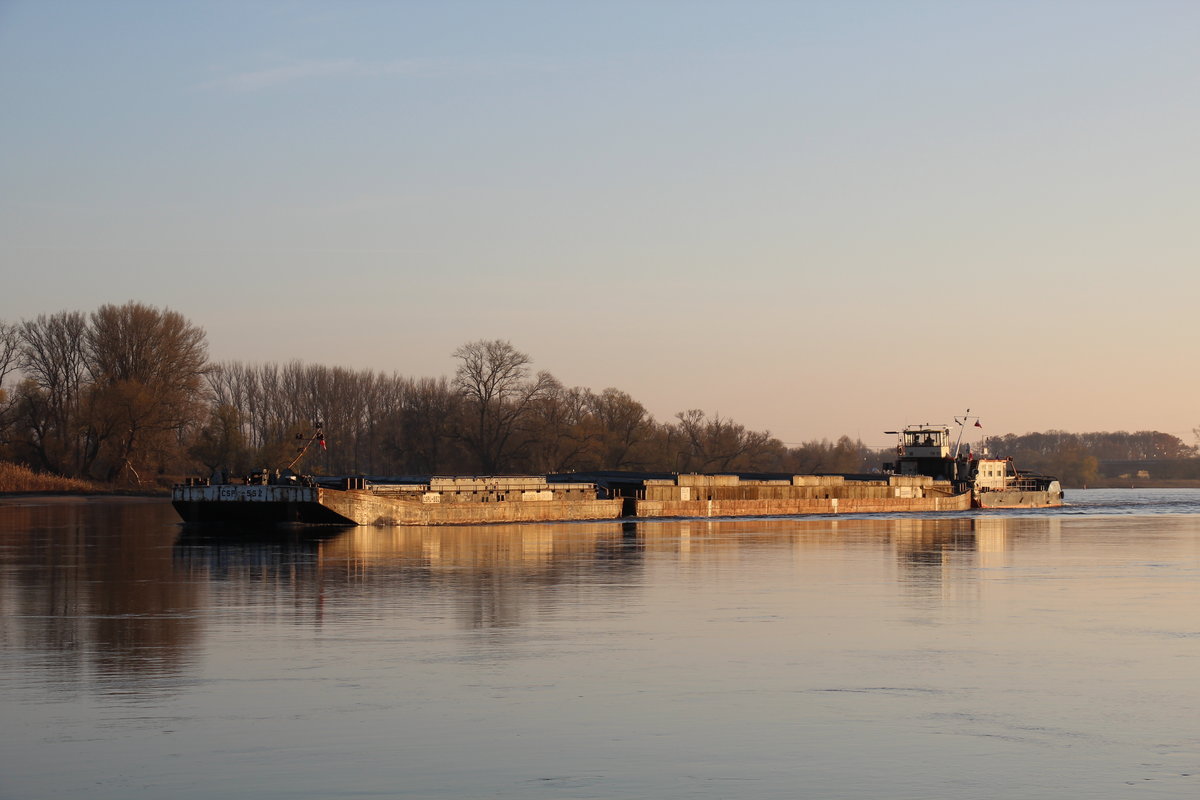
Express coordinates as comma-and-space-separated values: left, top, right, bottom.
973, 458, 1009, 490
900, 426, 951, 461
886, 424, 956, 480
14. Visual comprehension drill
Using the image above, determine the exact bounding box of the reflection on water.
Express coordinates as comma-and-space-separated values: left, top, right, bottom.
0, 506, 1139, 682
174, 522, 646, 632
0, 500, 201, 689
169, 515, 1070, 636
3, 492, 1200, 800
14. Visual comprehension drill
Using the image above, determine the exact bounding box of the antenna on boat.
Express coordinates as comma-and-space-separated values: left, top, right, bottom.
952, 409, 980, 458
287, 419, 326, 472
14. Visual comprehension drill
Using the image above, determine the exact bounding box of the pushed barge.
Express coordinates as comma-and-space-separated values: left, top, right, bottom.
172, 476, 623, 526
172, 424, 1061, 526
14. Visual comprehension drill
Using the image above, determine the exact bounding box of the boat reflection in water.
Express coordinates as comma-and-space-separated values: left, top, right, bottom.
0, 496, 1065, 692
174, 521, 644, 630
170, 513, 1067, 631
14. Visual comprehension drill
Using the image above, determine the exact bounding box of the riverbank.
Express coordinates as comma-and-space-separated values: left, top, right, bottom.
0, 461, 169, 496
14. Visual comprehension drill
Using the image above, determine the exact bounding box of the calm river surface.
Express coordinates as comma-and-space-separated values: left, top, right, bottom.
2, 490, 1199, 799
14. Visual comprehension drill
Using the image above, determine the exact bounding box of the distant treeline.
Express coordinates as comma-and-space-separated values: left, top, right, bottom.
984, 431, 1196, 486
0, 304, 878, 485
1, 304, 1195, 488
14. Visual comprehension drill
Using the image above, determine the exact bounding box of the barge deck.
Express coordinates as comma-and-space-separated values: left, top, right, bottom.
173, 472, 979, 526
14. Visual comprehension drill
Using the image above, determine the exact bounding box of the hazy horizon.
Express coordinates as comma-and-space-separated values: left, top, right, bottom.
3, 1, 1197, 446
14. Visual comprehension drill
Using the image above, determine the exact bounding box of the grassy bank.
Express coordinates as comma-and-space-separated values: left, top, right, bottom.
0, 462, 106, 494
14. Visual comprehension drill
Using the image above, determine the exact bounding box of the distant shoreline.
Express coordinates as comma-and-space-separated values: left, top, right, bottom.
1081, 479, 1200, 490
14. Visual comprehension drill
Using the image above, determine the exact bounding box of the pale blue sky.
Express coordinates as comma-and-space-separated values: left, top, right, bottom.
2, 1, 1197, 444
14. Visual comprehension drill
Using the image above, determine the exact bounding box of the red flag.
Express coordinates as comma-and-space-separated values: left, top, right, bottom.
974, 421, 983, 428
319, 436, 327, 450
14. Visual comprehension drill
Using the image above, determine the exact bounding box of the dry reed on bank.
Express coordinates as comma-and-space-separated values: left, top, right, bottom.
0, 462, 102, 493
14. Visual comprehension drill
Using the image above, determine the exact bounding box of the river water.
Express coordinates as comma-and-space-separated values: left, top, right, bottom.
2, 490, 1199, 799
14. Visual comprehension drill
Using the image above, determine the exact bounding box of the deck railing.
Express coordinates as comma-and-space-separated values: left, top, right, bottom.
979, 477, 1053, 493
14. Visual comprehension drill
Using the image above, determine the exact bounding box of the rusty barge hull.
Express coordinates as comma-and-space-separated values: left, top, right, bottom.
173, 485, 354, 525
171, 472, 1006, 527
172, 486, 974, 527
636, 494, 972, 518
975, 490, 1061, 509
173, 485, 625, 526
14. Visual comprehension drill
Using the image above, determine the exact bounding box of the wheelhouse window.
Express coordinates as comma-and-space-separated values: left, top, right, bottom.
904, 430, 945, 448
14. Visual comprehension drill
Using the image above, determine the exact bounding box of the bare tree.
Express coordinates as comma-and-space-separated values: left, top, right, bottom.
674, 409, 777, 472
522, 381, 599, 473
390, 376, 463, 474
83, 302, 210, 482
786, 436, 873, 474
0, 321, 19, 429
588, 387, 655, 469
188, 403, 248, 475
0, 320, 19, 390
14, 311, 89, 474
452, 339, 556, 472
0, 320, 21, 447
